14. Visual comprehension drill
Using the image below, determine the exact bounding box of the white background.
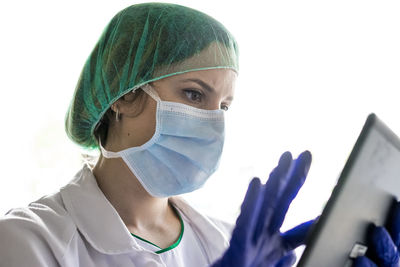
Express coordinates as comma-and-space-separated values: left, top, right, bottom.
0, 0, 399, 255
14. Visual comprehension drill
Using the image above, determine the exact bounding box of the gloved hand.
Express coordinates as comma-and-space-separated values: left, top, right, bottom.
354, 202, 400, 267
211, 151, 314, 267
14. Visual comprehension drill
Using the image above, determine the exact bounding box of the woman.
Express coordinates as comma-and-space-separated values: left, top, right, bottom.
0, 3, 398, 267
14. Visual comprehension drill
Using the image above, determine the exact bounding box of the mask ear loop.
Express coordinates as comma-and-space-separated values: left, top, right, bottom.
99, 84, 158, 159
98, 139, 121, 159
141, 84, 161, 102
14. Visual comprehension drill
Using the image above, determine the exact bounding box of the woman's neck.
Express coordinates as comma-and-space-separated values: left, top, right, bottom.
92, 155, 181, 248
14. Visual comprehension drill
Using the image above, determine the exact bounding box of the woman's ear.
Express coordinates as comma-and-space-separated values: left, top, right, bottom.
122, 91, 137, 102
113, 89, 149, 119
110, 103, 119, 113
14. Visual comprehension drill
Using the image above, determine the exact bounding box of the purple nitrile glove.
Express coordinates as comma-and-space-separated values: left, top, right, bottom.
211, 151, 314, 267
355, 202, 400, 267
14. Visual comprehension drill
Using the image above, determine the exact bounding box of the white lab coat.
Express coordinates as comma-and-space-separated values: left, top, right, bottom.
0, 165, 233, 267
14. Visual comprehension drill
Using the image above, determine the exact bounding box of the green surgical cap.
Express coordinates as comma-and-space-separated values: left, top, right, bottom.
65, 2, 239, 149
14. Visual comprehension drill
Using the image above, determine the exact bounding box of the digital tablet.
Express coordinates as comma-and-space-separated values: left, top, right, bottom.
298, 113, 400, 267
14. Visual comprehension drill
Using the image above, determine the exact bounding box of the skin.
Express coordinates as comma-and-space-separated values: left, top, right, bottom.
93, 68, 237, 249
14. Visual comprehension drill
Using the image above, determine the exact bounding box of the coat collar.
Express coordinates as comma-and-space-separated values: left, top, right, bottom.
169, 197, 230, 262
60, 165, 230, 259
60, 165, 140, 254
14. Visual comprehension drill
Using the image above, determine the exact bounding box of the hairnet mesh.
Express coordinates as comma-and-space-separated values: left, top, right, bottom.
65, 2, 239, 149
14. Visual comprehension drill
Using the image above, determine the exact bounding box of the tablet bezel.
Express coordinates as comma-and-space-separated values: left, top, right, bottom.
298, 113, 400, 266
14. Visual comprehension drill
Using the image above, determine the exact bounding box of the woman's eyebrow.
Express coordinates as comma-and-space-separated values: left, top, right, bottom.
180, 78, 215, 93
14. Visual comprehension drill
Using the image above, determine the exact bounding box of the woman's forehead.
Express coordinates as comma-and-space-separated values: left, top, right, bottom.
157, 69, 236, 92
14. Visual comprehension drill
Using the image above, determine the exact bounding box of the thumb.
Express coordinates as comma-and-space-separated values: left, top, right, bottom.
281, 218, 317, 250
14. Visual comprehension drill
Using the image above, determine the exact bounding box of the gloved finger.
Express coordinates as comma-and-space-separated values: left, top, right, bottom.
387, 202, 400, 248
369, 226, 400, 267
269, 151, 312, 234
274, 251, 296, 267
252, 152, 293, 244
231, 177, 263, 243
354, 256, 378, 267
281, 219, 316, 250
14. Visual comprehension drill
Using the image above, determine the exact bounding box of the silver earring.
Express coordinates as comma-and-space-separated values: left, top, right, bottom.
115, 109, 120, 122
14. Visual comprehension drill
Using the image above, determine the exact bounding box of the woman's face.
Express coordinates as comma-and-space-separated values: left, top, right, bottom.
108, 68, 236, 150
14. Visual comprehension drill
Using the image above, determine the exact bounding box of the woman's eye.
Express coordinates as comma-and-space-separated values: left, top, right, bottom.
183, 89, 203, 103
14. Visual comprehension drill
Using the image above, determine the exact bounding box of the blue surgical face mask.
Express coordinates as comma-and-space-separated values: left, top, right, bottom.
100, 84, 225, 197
